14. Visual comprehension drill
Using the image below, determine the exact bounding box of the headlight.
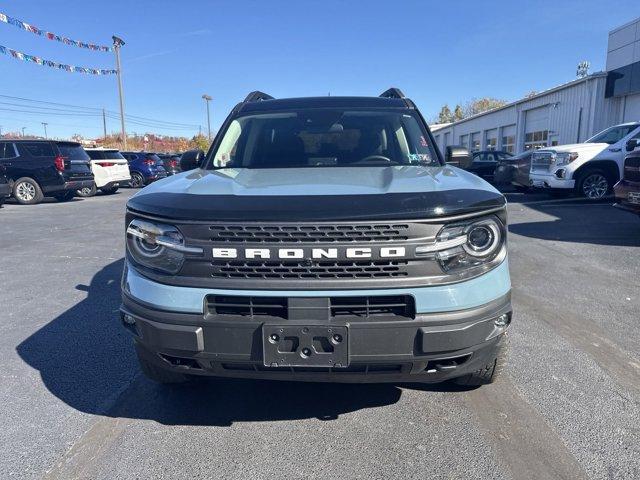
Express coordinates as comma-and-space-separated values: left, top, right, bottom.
126, 219, 202, 274
554, 152, 578, 166
416, 216, 506, 275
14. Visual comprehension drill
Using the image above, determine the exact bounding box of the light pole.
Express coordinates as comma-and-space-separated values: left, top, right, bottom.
202, 94, 212, 140
41, 122, 48, 139
21, 127, 26, 137
113, 35, 127, 149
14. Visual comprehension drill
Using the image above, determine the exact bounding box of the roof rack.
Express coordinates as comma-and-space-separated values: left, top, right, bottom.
243, 91, 275, 103
379, 88, 406, 99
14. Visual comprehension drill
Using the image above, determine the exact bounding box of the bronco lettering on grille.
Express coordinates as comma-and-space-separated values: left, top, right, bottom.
211, 247, 407, 260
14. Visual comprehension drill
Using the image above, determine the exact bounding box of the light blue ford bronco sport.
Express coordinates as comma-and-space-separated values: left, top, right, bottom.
121, 89, 511, 387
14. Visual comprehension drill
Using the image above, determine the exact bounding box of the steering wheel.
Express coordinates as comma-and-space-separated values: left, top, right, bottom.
355, 155, 393, 164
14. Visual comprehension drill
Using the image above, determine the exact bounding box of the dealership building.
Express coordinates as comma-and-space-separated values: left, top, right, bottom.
431, 17, 640, 155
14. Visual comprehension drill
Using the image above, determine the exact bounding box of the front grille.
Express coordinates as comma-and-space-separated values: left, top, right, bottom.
211, 259, 409, 279
205, 294, 415, 320
624, 156, 640, 182
207, 223, 410, 243
531, 152, 553, 172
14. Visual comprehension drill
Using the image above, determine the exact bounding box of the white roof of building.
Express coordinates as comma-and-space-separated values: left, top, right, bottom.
430, 72, 608, 132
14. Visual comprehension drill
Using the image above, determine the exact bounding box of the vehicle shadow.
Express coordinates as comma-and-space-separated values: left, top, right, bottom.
508, 200, 640, 247
16, 258, 464, 426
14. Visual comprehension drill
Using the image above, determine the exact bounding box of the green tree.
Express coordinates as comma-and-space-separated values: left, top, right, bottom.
453, 104, 464, 121
190, 134, 211, 152
437, 104, 453, 123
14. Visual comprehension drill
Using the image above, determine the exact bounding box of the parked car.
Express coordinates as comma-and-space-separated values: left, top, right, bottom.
121, 88, 511, 388
0, 140, 94, 205
493, 150, 533, 191
0, 162, 10, 207
613, 146, 640, 217
530, 122, 640, 200
81, 148, 131, 196
157, 153, 182, 175
465, 150, 513, 181
120, 151, 167, 188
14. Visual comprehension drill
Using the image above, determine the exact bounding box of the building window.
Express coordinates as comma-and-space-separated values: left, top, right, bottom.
524, 130, 548, 150
471, 132, 481, 151
460, 134, 468, 149
502, 135, 515, 153
486, 137, 497, 150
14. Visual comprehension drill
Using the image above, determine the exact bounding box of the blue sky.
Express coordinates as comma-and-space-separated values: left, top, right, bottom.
0, 0, 637, 139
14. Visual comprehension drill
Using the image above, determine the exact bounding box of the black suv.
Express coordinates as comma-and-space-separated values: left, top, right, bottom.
0, 140, 94, 204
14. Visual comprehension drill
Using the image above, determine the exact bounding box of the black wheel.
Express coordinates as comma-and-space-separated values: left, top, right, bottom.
454, 336, 508, 387
129, 172, 145, 188
100, 185, 119, 195
54, 191, 76, 202
135, 343, 188, 384
76, 183, 97, 197
12, 177, 44, 205
576, 169, 611, 200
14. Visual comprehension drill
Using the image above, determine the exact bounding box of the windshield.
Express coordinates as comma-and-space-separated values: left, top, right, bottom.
586, 124, 640, 144
208, 109, 440, 169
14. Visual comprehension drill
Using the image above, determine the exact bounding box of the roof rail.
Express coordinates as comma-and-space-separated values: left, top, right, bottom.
379, 88, 406, 99
243, 91, 275, 103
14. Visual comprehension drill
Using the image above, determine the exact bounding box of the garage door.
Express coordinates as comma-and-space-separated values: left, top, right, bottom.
623, 93, 640, 122
525, 106, 550, 150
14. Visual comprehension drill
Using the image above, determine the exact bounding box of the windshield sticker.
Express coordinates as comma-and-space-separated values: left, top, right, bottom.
408, 153, 431, 163
420, 136, 428, 147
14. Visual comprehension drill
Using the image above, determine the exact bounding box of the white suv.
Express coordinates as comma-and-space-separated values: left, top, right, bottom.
529, 122, 640, 200
81, 148, 131, 196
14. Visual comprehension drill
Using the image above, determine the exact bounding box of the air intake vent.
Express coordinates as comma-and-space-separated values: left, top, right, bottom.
330, 295, 415, 319
624, 156, 640, 182
206, 295, 288, 319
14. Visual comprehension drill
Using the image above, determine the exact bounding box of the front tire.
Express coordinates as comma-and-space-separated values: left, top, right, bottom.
76, 183, 97, 197
129, 172, 145, 188
135, 343, 188, 384
454, 336, 508, 387
576, 169, 611, 200
13, 177, 44, 205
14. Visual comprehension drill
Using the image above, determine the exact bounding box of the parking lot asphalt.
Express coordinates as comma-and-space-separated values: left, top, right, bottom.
0, 189, 638, 480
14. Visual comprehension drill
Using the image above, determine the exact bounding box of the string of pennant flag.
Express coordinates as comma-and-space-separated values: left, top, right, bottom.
0, 12, 113, 52
0, 44, 117, 75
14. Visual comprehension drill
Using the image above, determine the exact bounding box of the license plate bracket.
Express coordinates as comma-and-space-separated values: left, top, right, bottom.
263, 325, 348, 368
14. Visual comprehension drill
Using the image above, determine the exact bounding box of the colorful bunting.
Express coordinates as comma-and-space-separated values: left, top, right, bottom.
0, 12, 113, 52
0, 44, 117, 75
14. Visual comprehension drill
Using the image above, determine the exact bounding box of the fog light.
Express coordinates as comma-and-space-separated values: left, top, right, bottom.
123, 313, 136, 325
494, 313, 510, 327
555, 168, 566, 179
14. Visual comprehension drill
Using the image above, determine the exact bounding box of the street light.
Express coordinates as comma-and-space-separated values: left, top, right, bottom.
21, 127, 26, 137
202, 94, 212, 140
113, 35, 127, 149
41, 122, 48, 139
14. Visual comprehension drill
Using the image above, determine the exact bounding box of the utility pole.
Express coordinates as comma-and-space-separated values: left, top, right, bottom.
102, 108, 107, 140
41, 122, 48, 139
112, 35, 127, 149
202, 94, 212, 140
21, 127, 26, 137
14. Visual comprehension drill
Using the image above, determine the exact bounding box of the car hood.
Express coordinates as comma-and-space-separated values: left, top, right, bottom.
127, 166, 506, 221
538, 143, 609, 154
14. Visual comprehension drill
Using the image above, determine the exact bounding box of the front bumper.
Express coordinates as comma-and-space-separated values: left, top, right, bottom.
529, 172, 575, 189
121, 261, 512, 383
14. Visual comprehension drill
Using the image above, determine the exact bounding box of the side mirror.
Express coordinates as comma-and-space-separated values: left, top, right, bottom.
626, 138, 639, 152
179, 149, 205, 171
445, 146, 473, 169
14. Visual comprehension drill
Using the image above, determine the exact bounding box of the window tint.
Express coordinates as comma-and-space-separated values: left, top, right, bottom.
211, 109, 439, 169
86, 150, 104, 160
0, 142, 18, 159
22, 142, 55, 157
57, 143, 89, 160
103, 151, 125, 160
